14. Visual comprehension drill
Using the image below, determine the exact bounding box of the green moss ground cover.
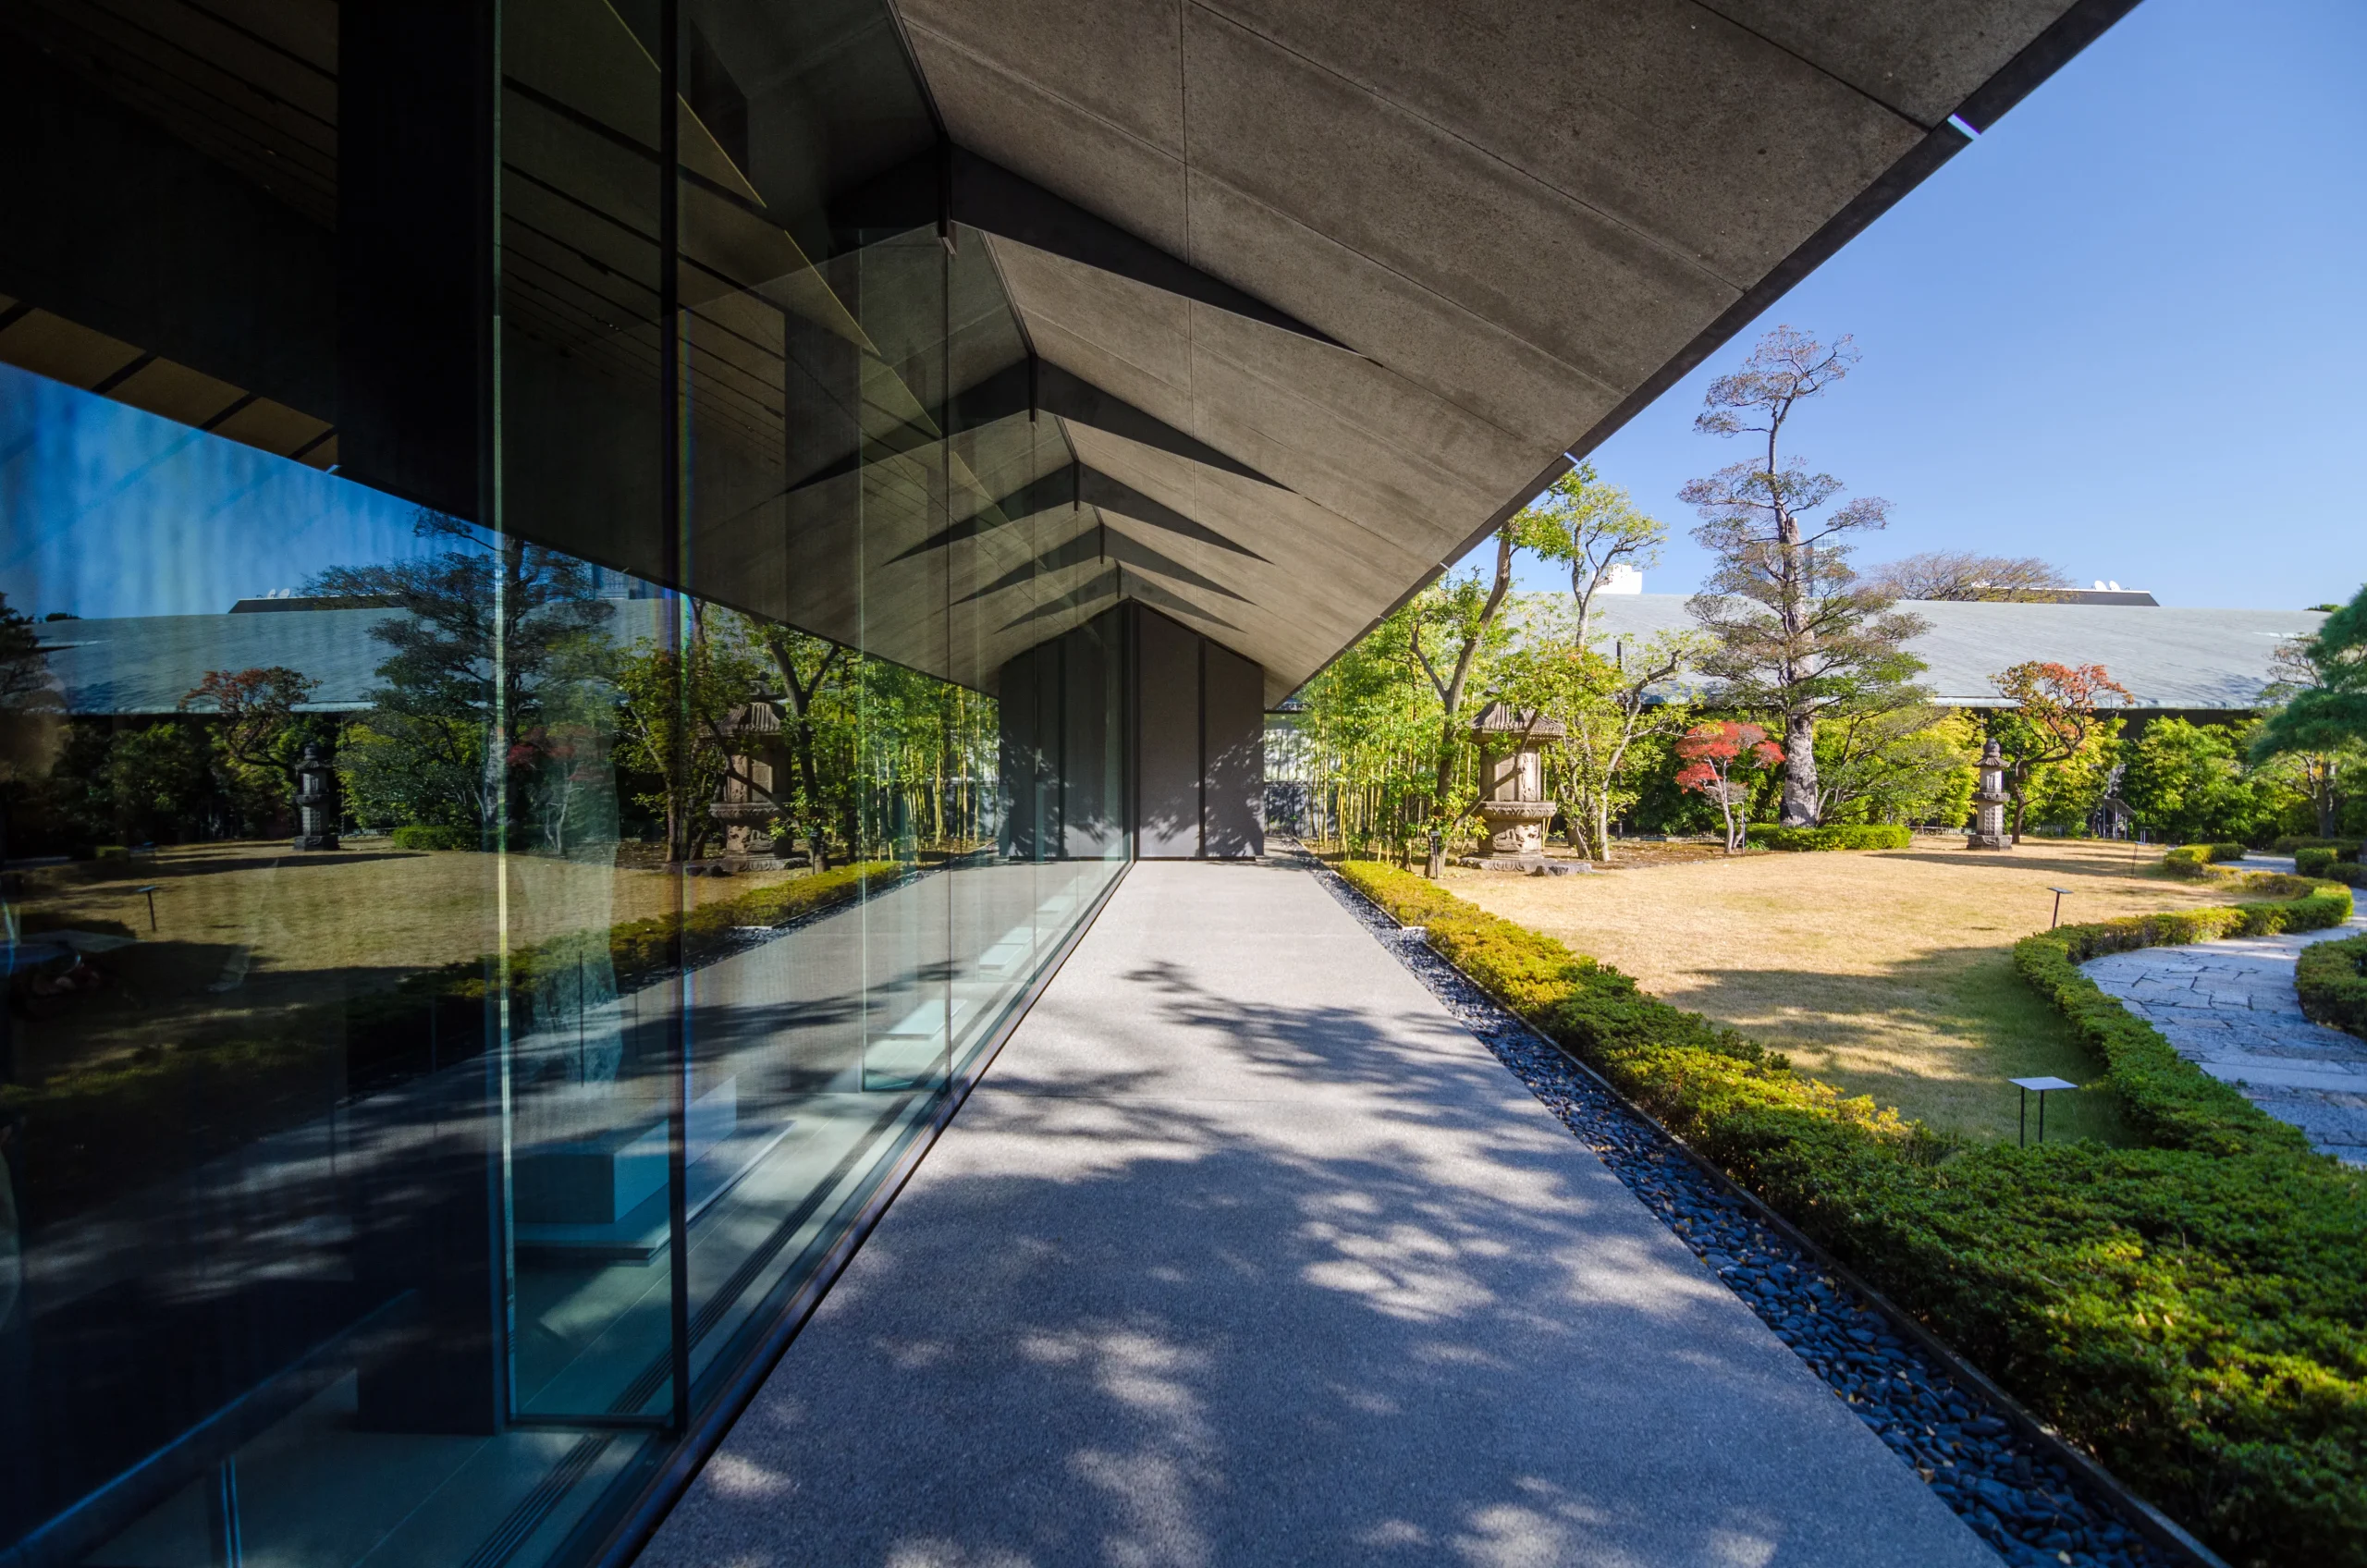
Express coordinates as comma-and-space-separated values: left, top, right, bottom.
1340, 859, 2365, 1568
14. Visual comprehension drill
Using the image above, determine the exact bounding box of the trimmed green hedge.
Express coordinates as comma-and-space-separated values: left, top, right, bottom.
2163, 841, 2249, 877
2275, 836, 2363, 855
2014, 888, 2349, 1157
2296, 845, 2362, 877
2298, 933, 2367, 1039
1744, 824, 1913, 851
1340, 860, 2367, 1567
390, 824, 478, 850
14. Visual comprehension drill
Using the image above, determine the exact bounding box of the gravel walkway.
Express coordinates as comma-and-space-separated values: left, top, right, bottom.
1303, 854, 2185, 1568
2081, 864, 2367, 1163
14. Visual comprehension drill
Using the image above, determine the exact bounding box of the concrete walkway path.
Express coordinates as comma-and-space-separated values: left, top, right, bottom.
2082, 896, 2367, 1164
642, 860, 1992, 1567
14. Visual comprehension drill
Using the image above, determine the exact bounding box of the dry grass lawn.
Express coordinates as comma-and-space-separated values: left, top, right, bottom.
1444, 840, 2239, 1145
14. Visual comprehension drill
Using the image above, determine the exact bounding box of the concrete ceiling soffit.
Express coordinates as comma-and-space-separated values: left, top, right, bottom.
890, 460, 1269, 564
1689, 1, 2138, 130
954, 515, 1255, 607
828, 145, 1345, 351
993, 562, 1244, 638
780, 353, 1287, 501
998, 565, 1120, 631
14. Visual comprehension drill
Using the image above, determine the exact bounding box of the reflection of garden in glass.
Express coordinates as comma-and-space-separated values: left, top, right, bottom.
0, 406, 1116, 1563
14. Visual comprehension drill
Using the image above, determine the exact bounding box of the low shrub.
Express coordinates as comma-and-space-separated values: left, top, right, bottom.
2298, 932, 2367, 1039
1338, 861, 2367, 1567
390, 824, 478, 851
2295, 845, 2361, 876
1744, 824, 1913, 851
2162, 841, 2248, 877
2315, 863, 2367, 889
2274, 836, 2364, 855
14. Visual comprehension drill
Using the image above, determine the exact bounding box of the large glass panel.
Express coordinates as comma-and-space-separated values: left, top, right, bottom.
0, 1, 1129, 1565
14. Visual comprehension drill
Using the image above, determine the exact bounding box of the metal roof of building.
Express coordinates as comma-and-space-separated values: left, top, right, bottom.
1560, 594, 2324, 712
33, 601, 673, 716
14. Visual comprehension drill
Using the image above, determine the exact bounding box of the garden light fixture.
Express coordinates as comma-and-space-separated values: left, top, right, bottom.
2011, 1076, 2079, 1146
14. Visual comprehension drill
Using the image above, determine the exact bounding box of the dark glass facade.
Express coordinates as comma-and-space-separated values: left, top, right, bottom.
0, 3, 1130, 1563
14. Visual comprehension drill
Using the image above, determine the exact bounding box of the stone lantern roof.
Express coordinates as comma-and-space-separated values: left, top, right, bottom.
1467, 700, 1566, 741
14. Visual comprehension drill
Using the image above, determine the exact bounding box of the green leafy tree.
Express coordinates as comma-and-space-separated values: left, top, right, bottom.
613, 610, 763, 864
1812, 700, 1980, 827
104, 722, 216, 843
1682, 326, 1928, 826
179, 666, 319, 830
1989, 661, 2132, 842
312, 511, 614, 835
1495, 617, 1697, 860
1508, 463, 1664, 651
2251, 586, 2367, 836
1289, 606, 1441, 859
2123, 717, 2305, 845
1407, 529, 1519, 872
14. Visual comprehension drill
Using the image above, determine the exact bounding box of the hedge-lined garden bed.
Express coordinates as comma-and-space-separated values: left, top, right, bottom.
1743, 824, 1913, 851
1338, 859, 2365, 1568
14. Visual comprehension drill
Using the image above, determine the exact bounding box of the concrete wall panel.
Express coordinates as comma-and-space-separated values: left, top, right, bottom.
1134, 606, 1204, 857
1202, 639, 1265, 859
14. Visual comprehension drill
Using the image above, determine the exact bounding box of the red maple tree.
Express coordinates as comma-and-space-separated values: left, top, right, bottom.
1989, 661, 2132, 842
1674, 720, 1784, 854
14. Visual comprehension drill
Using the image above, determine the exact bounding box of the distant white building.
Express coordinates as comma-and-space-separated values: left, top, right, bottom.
1593, 562, 1644, 594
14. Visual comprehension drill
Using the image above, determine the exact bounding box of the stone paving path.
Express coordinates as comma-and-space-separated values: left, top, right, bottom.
2082, 858, 2367, 1162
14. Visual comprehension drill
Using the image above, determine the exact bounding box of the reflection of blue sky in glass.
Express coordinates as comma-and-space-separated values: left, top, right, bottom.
0, 361, 430, 621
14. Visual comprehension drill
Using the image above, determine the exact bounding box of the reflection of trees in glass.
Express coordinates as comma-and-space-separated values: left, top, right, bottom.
0, 594, 65, 859
178, 666, 318, 829
614, 608, 757, 864
610, 606, 993, 867
315, 512, 614, 838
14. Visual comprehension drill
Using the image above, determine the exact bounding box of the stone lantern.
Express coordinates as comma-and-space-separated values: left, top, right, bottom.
1469, 701, 1564, 859
708, 699, 793, 871
292, 742, 339, 851
1968, 739, 2011, 850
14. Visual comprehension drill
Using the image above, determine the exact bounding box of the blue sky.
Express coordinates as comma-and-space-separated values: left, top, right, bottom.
0, 363, 428, 621
5, 0, 2357, 623
1469, 0, 2366, 611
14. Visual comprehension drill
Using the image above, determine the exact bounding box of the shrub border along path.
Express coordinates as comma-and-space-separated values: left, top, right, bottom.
1327, 853, 2365, 1568
1311, 857, 2191, 1568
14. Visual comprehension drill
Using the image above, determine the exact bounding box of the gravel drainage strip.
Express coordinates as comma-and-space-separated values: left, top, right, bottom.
1305, 855, 2221, 1568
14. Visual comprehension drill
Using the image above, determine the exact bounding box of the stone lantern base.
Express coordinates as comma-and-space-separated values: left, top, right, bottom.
1968, 791, 2011, 851
1478, 799, 1556, 857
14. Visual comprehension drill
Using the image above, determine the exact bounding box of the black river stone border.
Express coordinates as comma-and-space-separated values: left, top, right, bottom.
1306, 856, 2185, 1568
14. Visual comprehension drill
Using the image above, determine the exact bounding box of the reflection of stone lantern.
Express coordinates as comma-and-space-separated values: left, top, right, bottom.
292, 742, 338, 851
1469, 701, 1564, 859
708, 700, 791, 871
1968, 739, 2011, 851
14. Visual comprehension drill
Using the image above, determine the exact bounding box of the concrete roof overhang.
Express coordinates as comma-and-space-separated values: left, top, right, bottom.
853, 0, 2140, 704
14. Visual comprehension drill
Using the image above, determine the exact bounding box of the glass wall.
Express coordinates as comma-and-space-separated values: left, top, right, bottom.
0, 2, 1123, 1564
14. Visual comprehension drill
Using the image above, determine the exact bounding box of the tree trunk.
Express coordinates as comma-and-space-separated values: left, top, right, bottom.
1779, 709, 1819, 827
